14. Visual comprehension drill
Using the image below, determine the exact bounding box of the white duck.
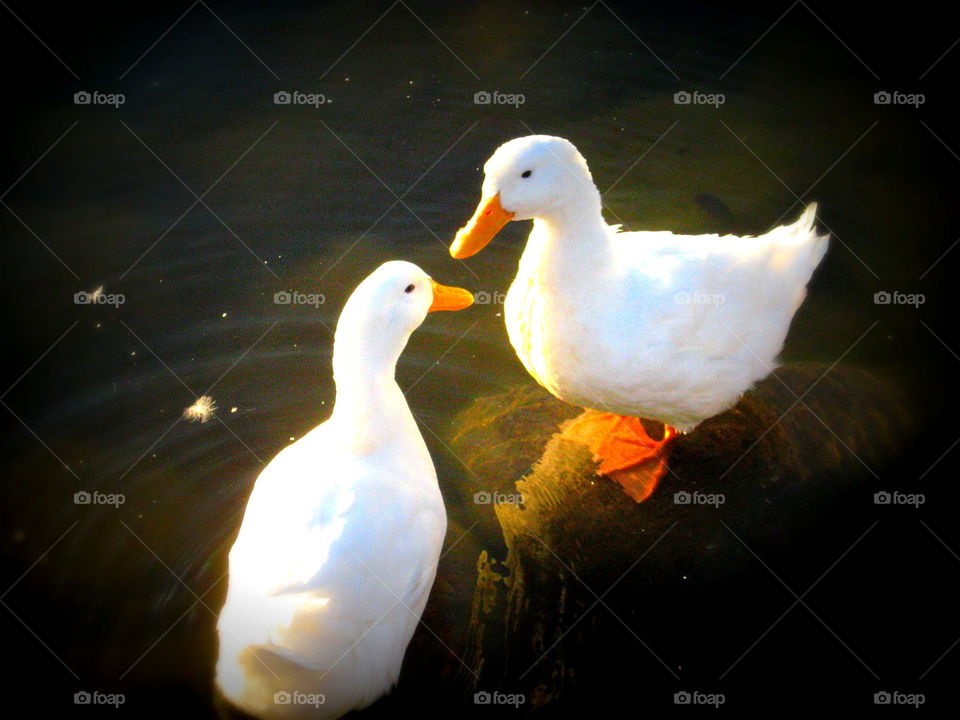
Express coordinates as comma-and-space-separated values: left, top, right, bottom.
450, 135, 829, 502
215, 261, 473, 719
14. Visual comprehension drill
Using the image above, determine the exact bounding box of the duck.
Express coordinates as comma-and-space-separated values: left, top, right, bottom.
449, 135, 829, 503
215, 261, 473, 719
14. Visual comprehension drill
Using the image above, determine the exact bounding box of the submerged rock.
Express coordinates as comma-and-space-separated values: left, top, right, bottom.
694, 192, 733, 225
449, 363, 910, 713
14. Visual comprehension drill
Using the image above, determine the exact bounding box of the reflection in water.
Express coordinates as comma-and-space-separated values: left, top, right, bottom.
1, 1, 950, 715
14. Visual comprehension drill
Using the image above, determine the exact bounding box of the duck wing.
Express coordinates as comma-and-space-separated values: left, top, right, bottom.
611, 203, 829, 364
220, 425, 445, 670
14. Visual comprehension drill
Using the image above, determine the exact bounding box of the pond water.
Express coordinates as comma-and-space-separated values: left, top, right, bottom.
1, 1, 955, 716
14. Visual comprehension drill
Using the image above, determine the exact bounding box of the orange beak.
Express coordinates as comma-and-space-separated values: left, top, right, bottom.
428, 279, 474, 312
449, 192, 515, 259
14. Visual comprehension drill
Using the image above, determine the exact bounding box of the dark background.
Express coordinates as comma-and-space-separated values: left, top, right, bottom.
2, 1, 959, 716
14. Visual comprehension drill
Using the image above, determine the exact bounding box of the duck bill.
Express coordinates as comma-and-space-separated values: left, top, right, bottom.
429, 280, 474, 312
449, 193, 514, 259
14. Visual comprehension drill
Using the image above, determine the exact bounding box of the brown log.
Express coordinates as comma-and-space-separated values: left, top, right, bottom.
448, 363, 911, 712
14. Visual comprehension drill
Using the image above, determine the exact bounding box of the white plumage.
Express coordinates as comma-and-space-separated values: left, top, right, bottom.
452, 135, 829, 432
216, 261, 472, 719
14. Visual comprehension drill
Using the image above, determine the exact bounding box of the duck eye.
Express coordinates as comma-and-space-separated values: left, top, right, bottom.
521, 170, 532, 178
404, 284, 416, 293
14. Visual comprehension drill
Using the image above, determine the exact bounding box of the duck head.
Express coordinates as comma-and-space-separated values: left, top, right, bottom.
450, 135, 600, 259
333, 261, 474, 380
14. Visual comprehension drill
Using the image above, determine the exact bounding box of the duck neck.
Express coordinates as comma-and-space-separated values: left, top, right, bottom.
330, 333, 415, 453
527, 190, 612, 279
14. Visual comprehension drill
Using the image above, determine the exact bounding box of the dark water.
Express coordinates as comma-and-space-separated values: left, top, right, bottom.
2, 1, 958, 716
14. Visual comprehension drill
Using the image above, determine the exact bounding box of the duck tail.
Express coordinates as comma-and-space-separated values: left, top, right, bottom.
763, 202, 829, 311
796, 202, 830, 271
797, 201, 819, 233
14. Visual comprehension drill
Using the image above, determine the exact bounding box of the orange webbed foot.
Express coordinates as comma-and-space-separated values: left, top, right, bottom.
563, 411, 677, 503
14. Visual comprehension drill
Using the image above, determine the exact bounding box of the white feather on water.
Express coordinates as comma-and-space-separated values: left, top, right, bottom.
183, 395, 217, 423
